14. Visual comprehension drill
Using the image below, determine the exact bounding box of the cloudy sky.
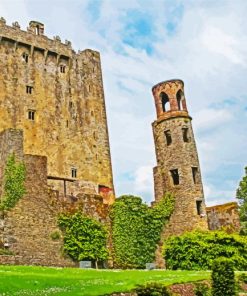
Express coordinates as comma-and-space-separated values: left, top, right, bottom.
1, 0, 247, 206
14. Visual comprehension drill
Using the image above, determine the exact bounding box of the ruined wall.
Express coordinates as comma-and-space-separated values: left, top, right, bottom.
0, 128, 110, 266
206, 202, 240, 232
0, 18, 114, 204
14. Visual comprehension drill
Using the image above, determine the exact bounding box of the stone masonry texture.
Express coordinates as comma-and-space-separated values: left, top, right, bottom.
0, 19, 114, 266
0, 18, 114, 204
206, 202, 240, 232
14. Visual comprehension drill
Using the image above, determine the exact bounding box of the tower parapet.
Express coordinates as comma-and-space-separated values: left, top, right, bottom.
152, 79, 208, 237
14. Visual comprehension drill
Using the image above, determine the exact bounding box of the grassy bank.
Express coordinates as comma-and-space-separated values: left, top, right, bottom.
0, 265, 210, 296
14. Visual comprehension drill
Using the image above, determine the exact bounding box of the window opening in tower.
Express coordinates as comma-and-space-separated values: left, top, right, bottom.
182, 127, 189, 142
170, 169, 179, 185
196, 200, 203, 215
192, 167, 199, 184
164, 130, 172, 146
160, 92, 170, 112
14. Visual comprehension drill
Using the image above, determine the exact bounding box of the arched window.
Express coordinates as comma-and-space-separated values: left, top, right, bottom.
176, 89, 184, 110
160, 92, 170, 112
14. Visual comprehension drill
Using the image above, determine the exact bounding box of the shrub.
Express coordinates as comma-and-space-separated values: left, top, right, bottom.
163, 230, 247, 270
211, 258, 236, 296
134, 282, 171, 296
110, 194, 174, 269
194, 282, 210, 296
50, 230, 61, 240
58, 212, 108, 268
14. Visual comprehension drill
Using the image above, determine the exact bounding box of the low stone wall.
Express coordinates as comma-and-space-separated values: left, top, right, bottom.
206, 202, 240, 232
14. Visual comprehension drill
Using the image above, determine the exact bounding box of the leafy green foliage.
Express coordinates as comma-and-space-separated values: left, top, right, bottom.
134, 282, 171, 296
236, 167, 247, 234
211, 258, 236, 296
50, 231, 61, 240
194, 282, 211, 296
0, 154, 26, 211
163, 231, 247, 270
58, 212, 108, 265
110, 193, 174, 269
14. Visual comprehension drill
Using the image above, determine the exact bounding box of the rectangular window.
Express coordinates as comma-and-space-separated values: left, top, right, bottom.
60, 65, 66, 73
192, 167, 199, 184
22, 53, 29, 63
170, 169, 179, 185
71, 168, 77, 178
164, 130, 172, 146
26, 86, 33, 94
28, 110, 35, 121
182, 127, 189, 142
196, 200, 203, 215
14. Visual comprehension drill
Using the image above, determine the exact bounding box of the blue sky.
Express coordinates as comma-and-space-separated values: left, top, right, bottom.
1, 0, 247, 206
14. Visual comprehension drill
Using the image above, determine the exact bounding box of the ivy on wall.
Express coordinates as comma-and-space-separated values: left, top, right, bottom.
58, 212, 108, 268
0, 154, 26, 211
110, 193, 175, 269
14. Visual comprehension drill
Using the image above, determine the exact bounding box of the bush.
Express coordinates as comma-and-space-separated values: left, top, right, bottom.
58, 212, 108, 267
134, 282, 171, 296
50, 230, 61, 240
211, 258, 236, 296
163, 230, 247, 270
110, 194, 174, 269
194, 282, 210, 296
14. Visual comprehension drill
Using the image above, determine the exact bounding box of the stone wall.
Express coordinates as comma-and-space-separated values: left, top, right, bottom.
206, 202, 240, 232
0, 128, 110, 267
0, 18, 114, 204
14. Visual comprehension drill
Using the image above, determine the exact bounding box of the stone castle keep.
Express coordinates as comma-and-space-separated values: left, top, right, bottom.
0, 19, 239, 267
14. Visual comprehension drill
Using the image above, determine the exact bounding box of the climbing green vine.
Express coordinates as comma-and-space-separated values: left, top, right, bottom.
110, 193, 175, 269
58, 212, 108, 268
0, 154, 26, 211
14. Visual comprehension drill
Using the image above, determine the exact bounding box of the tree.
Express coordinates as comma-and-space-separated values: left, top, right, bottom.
236, 167, 247, 235
58, 212, 108, 268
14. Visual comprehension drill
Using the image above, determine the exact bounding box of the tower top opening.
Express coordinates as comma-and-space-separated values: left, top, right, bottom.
152, 79, 189, 120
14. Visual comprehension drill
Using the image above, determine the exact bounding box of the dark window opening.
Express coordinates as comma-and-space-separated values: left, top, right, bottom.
66, 120, 69, 127
176, 89, 184, 110
192, 167, 199, 184
26, 86, 33, 94
69, 101, 73, 108
196, 200, 203, 215
22, 53, 29, 63
170, 169, 179, 185
160, 92, 170, 112
28, 110, 35, 121
164, 130, 172, 146
71, 168, 77, 178
182, 127, 189, 142
60, 65, 66, 73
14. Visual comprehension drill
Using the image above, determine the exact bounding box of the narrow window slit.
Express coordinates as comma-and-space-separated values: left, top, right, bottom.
170, 169, 179, 185
192, 167, 199, 184
71, 168, 77, 178
28, 110, 35, 121
26, 86, 33, 94
196, 200, 203, 215
164, 130, 172, 146
182, 127, 189, 142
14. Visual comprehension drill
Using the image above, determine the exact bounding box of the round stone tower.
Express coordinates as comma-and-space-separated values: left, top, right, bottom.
152, 79, 208, 236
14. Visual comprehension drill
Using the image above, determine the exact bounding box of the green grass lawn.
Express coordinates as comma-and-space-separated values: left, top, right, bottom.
0, 265, 210, 296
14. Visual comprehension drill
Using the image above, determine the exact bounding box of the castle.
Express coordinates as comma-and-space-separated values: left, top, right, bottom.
0, 19, 240, 267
